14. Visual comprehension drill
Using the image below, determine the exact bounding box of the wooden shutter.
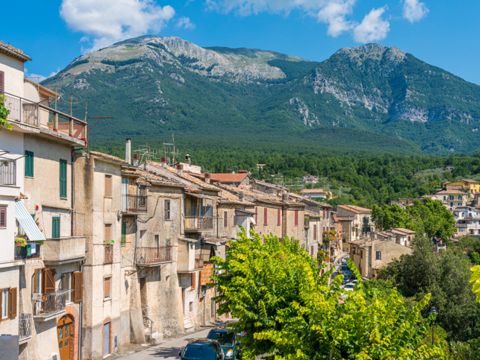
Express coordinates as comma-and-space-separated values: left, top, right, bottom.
191, 273, 196, 289
263, 207, 268, 226
43, 268, 56, 293
104, 224, 112, 241
103, 276, 111, 298
8, 288, 17, 319
121, 221, 127, 245
104, 175, 112, 197
0, 71, 4, 93
72, 272, 83, 303
314, 224, 317, 240
277, 208, 281, 226
52, 217, 61, 239
24, 151, 34, 177
59, 159, 67, 198
294, 210, 299, 226
223, 211, 228, 228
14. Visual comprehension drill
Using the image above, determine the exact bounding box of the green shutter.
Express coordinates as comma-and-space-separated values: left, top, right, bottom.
25, 151, 34, 177
52, 217, 60, 239
59, 159, 67, 198
121, 221, 127, 246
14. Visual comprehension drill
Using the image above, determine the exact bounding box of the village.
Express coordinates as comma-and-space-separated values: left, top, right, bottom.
1, 41, 480, 360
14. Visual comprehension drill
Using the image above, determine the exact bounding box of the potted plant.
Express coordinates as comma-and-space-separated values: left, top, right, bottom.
15, 237, 28, 247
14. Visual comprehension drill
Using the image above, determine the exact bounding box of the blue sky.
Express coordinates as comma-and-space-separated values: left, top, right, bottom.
2, 0, 480, 84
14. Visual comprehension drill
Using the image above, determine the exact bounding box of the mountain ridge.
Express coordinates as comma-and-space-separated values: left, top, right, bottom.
43, 36, 480, 154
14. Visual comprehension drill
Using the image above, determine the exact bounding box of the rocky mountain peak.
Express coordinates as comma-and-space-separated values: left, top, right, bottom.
334, 43, 407, 65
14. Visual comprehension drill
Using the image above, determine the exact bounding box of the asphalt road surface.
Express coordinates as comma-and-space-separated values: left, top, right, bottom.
115, 328, 210, 360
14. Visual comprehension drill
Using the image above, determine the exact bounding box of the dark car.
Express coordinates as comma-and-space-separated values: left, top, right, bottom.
207, 329, 240, 360
180, 339, 224, 360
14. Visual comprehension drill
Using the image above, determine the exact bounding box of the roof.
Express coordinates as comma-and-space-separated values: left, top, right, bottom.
209, 172, 249, 183
435, 189, 468, 195
0, 41, 31, 62
391, 228, 416, 235
301, 188, 327, 194
337, 204, 371, 214
122, 166, 185, 188
90, 151, 127, 165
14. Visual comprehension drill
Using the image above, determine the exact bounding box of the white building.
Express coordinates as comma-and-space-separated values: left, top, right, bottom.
454, 206, 480, 236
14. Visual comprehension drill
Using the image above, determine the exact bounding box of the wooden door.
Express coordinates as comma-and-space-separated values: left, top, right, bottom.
57, 315, 74, 360
103, 322, 111, 356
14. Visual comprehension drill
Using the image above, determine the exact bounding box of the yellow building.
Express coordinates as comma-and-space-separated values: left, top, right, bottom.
444, 179, 480, 194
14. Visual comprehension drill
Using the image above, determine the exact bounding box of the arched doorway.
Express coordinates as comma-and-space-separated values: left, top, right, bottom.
57, 315, 74, 360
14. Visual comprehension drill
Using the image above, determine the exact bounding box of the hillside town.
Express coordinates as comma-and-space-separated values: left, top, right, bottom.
1, 39, 480, 360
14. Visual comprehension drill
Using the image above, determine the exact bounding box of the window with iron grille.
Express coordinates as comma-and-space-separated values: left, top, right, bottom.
0, 206, 6, 228
164, 199, 171, 220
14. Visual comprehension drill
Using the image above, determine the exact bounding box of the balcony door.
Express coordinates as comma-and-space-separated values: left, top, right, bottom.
57, 315, 74, 360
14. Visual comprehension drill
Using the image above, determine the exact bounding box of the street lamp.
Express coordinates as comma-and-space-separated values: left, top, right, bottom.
430, 306, 438, 345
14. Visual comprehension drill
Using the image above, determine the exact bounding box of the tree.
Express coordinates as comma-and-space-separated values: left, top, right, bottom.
372, 199, 456, 241
0, 94, 12, 130
213, 231, 447, 359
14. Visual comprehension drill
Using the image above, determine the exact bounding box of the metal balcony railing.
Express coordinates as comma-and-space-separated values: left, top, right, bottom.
136, 246, 173, 266
19, 313, 32, 341
184, 216, 214, 231
0, 160, 16, 186
104, 245, 113, 264
123, 194, 147, 213
2, 92, 87, 142
195, 258, 205, 270
32, 290, 69, 318
14, 243, 41, 260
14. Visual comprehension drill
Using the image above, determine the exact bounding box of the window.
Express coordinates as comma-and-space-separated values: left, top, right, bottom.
310, 246, 314, 256
294, 210, 299, 226
263, 208, 268, 226
376, 251, 382, 260
62, 273, 72, 303
24, 151, 34, 177
1, 288, 8, 319
0, 206, 6, 228
103, 276, 112, 299
164, 200, 171, 220
255, 207, 258, 224
155, 234, 160, 249
277, 208, 281, 226
59, 159, 67, 198
104, 224, 112, 241
104, 175, 112, 198
313, 224, 317, 241
52, 216, 61, 239
189, 301, 193, 312
121, 221, 127, 246
224, 211, 228, 228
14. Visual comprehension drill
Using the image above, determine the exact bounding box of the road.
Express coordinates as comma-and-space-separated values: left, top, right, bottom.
115, 328, 210, 360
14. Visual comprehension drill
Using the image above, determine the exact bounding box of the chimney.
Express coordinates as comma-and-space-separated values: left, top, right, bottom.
282, 191, 288, 202
125, 138, 132, 165
204, 173, 211, 184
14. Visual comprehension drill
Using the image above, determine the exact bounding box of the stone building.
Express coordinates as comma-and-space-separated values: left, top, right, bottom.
336, 205, 374, 251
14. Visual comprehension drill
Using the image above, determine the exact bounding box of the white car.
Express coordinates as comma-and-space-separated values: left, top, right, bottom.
342, 283, 355, 291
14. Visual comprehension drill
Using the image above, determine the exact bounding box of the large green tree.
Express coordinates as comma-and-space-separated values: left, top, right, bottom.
372, 199, 456, 241
213, 231, 447, 359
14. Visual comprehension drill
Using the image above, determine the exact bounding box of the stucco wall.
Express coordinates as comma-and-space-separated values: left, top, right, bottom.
0, 53, 24, 97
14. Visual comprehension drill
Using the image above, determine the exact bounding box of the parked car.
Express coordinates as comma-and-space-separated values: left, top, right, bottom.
207, 328, 240, 359
180, 339, 224, 360
342, 282, 355, 291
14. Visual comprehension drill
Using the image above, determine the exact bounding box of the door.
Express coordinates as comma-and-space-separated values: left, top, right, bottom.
103, 322, 111, 356
57, 315, 74, 360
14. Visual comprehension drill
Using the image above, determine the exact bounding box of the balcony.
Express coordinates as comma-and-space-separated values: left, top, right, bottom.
184, 216, 214, 232
122, 194, 147, 213
15, 243, 41, 261
136, 246, 173, 267
19, 313, 32, 343
3, 92, 87, 145
32, 290, 69, 321
104, 244, 114, 264
0, 160, 16, 186
42, 236, 86, 265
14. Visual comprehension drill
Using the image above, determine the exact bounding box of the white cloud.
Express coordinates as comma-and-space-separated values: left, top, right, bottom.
403, 0, 428, 23
207, 0, 357, 37
60, 0, 175, 51
353, 7, 390, 43
176, 16, 196, 30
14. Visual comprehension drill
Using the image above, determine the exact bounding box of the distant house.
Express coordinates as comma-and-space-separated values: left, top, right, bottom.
444, 179, 480, 194
453, 206, 480, 236
302, 175, 319, 185
206, 171, 250, 186
301, 188, 329, 200
336, 205, 374, 250
375, 228, 416, 247
350, 238, 412, 279
431, 189, 469, 210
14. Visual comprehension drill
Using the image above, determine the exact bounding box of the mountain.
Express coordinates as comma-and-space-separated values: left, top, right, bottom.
43, 36, 480, 154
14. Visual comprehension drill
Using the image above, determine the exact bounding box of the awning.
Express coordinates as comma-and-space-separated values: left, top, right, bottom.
15, 201, 45, 241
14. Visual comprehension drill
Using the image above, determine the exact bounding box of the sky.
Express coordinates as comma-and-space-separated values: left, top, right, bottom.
1, 0, 480, 84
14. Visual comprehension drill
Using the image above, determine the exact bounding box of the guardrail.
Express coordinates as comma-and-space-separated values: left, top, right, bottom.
184, 216, 214, 231
32, 290, 69, 318
0, 160, 16, 186
136, 246, 173, 265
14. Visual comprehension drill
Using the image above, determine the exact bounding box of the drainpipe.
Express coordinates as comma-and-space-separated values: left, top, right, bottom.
79, 261, 84, 360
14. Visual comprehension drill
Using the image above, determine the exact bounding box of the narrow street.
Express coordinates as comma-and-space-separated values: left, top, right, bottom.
114, 328, 211, 360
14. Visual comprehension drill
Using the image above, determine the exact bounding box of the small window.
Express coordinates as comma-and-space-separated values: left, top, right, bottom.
25, 151, 34, 177
121, 221, 127, 246
263, 208, 268, 226
224, 211, 228, 228
104, 175, 112, 198
294, 210, 299, 226
104, 224, 112, 241
103, 276, 112, 299
1, 288, 8, 319
0, 206, 6, 228
189, 301, 193, 313
164, 200, 171, 220
313, 224, 317, 241
376, 251, 382, 260
52, 216, 61, 239
277, 208, 281, 226
59, 159, 67, 198
62, 273, 72, 303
